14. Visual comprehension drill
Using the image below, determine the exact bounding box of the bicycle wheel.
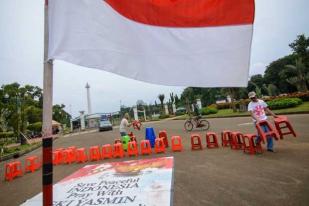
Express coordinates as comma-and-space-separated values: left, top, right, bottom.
199, 119, 210, 131
184, 120, 194, 132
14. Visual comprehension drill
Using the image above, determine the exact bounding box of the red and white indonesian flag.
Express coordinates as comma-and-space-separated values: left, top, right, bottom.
49, 0, 255, 87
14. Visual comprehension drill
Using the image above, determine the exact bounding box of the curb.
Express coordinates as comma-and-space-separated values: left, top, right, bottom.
0, 143, 42, 162
0, 136, 60, 162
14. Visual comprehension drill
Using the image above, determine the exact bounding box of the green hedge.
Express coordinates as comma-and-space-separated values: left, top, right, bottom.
0, 132, 15, 139
159, 114, 170, 119
201, 107, 218, 115
267, 98, 303, 110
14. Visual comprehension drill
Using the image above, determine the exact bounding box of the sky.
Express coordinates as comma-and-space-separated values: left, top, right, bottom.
0, 0, 309, 118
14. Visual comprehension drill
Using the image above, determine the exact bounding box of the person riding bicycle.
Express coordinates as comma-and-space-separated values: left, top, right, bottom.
193, 103, 202, 126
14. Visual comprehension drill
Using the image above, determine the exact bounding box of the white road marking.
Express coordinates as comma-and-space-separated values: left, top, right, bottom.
238, 122, 253, 126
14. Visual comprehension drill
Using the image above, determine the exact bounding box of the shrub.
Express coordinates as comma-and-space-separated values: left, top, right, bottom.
0, 132, 15, 139
201, 107, 218, 115
286, 92, 309, 102
267, 98, 303, 110
216, 102, 231, 110
27, 122, 42, 133
159, 114, 170, 119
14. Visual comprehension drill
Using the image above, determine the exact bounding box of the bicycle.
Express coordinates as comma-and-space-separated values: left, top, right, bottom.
184, 115, 210, 132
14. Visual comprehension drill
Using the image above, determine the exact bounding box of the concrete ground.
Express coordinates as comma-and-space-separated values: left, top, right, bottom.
0, 114, 308, 206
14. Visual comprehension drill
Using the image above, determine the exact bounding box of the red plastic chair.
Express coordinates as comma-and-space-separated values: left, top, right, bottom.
274, 116, 297, 139
63, 148, 76, 164
102, 144, 113, 159
114, 139, 122, 144
25, 156, 41, 173
140, 140, 152, 155
230, 132, 244, 150
256, 120, 279, 143
159, 130, 169, 147
52, 150, 63, 165
242, 134, 263, 155
89, 146, 101, 161
206, 132, 219, 148
5, 161, 23, 181
113, 143, 125, 158
191, 134, 203, 150
127, 141, 139, 157
221, 130, 232, 147
76, 148, 88, 163
171, 136, 183, 152
154, 138, 165, 153
132, 120, 142, 130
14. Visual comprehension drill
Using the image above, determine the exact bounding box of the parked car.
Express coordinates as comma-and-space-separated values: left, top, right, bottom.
99, 119, 113, 131
175, 107, 186, 116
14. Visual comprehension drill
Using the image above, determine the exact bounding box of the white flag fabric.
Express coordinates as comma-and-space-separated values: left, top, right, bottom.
48, 0, 255, 87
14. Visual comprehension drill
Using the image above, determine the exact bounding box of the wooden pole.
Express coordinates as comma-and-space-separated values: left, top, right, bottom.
42, 0, 53, 205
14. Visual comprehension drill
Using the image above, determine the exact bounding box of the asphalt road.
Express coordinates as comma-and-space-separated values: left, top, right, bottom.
0, 114, 309, 206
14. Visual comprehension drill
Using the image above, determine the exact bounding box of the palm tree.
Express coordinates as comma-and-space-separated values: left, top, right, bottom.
280, 58, 309, 92
158, 94, 165, 110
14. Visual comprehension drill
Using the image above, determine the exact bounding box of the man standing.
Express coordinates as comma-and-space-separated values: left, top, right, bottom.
119, 113, 131, 137
247, 92, 278, 152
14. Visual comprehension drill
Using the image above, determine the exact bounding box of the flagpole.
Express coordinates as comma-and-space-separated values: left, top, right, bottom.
42, 0, 53, 205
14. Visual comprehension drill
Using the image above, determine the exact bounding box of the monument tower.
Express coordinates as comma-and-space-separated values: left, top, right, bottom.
85, 83, 92, 114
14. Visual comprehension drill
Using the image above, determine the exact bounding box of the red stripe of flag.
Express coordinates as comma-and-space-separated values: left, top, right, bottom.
105, 0, 255, 27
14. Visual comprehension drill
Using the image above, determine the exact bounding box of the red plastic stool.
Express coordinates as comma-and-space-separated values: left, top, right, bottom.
114, 139, 122, 144
102, 144, 113, 159
89, 146, 101, 161
221, 130, 232, 147
256, 120, 279, 143
140, 140, 152, 155
206, 132, 219, 148
63, 148, 76, 164
52, 150, 63, 165
67, 146, 76, 151
128, 132, 134, 138
274, 116, 297, 139
113, 143, 125, 158
25, 156, 41, 173
155, 138, 165, 153
130, 136, 137, 142
5, 161, 23, 181
55, 148, 65, 153
127, 141, 139, 157
76, 148, 88, 163
159, 130, 169, 147
171, 136, 183, 152
128, 132, 137, 142
191, 134, 203, 150
230, 132, 244, 150
242, 134, 263, 155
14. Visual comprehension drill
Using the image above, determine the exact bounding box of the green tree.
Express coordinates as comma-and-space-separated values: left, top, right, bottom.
264, 54, 298, 93
289, 34, 309, 65
280, 58, 309, 92
158, 94, 165, 110
53, 104, 71, 126
267, 84, 279, 96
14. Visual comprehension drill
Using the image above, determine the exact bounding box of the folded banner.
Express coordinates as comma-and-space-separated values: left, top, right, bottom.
22, 157, 174, 206
49, 0, 255, 87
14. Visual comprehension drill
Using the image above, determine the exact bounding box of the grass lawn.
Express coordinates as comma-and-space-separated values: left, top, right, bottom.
174, 101, 309, 120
